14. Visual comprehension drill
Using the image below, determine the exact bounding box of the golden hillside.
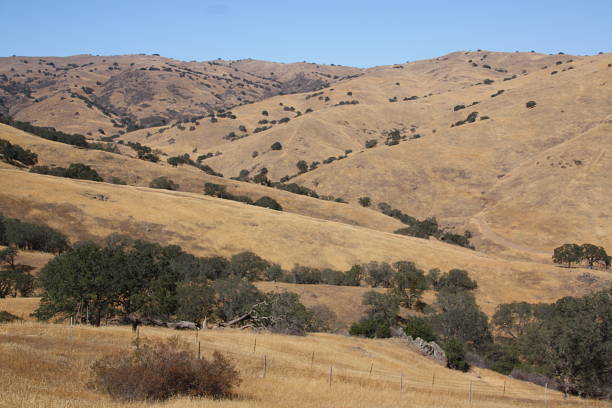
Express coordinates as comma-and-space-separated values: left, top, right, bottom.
2, 321, 601, 408
1, 170, 608, 316
113, 51, 612, 262
0, 123, 403, 233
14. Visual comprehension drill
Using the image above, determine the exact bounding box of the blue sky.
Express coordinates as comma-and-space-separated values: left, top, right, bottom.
2, 0, 611, 67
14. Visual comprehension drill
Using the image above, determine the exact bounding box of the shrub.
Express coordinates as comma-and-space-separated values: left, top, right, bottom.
365, 139, 377, 148
358, 196, 371, 207
0, 310, 22, 323
149, 177, 178, 191
483, 79, 494, 85
111, 177, 127, 185
444, 338, 470, 372
270, 142, 282, 150
90, 337, 240, 401
453, 105, 465, 111
526, 100, 537, 109
253, 196, 283, 211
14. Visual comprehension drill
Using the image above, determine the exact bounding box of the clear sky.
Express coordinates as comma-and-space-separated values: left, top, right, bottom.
2, 0, 611, 67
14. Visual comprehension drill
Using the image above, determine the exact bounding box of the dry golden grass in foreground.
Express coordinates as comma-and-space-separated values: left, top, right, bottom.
1, 322, 608, 408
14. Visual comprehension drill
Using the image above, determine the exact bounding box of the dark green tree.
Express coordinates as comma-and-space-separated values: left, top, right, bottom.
358, 197, 371, 207
436, 269, 478, 293
212, 276, 263, 321
430, 289, 491, 348
517, 290, 611, 397
389, 261, 427, 308
552, 244, 582, 268
296, 160, 308, 173
580, 244, 608, 268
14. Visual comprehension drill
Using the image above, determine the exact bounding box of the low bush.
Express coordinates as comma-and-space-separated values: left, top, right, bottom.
253, 196, 283, 211
149, 177, 179, 191
526, 100, 537, 109
0, 310, 22, 323
365, 139, 377, 148
90, 337, 240, 401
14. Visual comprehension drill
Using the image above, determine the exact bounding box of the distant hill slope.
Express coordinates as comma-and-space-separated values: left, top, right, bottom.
1, 170, 608, 315
116, 51, 611, 261
0, 54, 360, 136
0, 123, 403, 233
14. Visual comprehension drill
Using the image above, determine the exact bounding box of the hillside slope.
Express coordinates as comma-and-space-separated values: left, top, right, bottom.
1, 170, 608, 315
0, 123, 403, 233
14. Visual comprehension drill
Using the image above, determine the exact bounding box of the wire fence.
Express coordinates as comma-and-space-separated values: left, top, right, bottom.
11, 322, 586, 406
175, 329, 580, 405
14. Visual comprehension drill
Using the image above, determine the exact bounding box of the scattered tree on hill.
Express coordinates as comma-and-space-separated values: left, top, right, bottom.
270, 142, 282, 150
526, 100, 537, 109
296, 160, 308, 174
358, 196, 371, 207
0, 247, 35, 298
580, 243, 609, 268
552, 243, 583, 268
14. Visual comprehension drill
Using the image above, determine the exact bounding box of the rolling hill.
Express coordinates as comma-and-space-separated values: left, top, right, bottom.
1, 169, 608, 317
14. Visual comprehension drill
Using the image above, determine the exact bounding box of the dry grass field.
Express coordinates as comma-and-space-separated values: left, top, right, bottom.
1, 320, 607, 408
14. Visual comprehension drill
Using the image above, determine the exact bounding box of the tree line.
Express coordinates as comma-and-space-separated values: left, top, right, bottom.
33, 235, 336, 335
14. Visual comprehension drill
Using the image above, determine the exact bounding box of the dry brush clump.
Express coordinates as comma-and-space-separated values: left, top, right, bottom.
90, 336, 241, 401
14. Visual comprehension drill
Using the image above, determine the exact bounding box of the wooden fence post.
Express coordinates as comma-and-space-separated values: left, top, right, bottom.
329, 366, 333, 387
400, 374, 403, 393
368, 362, 373, 379
311, 351, 315, 367
431, 373, 435, 390
263, 354, 267, 378
198, 341, 201, 360
253, 338, 257, 353
469, 381, 472, 404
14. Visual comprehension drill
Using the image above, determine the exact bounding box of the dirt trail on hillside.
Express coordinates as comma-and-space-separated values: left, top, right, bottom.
471, 213, 550, 258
